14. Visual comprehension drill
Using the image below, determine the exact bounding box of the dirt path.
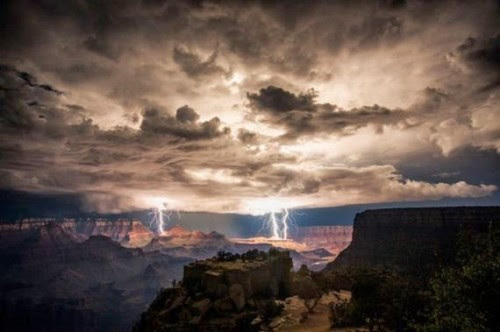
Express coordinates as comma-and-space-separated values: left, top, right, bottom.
271, 291, 362, 331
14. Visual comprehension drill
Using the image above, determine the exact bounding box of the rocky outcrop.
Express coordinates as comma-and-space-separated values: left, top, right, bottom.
164, 225, 193, 237
293, 226, 352, 256
143, 226, 235, 259
325, 207, 500, 274
183, 250, 292, 299
122, 221, 155, 247
135, 249, 293, 331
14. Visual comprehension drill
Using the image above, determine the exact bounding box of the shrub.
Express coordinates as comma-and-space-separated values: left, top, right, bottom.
418, 228, 500, 331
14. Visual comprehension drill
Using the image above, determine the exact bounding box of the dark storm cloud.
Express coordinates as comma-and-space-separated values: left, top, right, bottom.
0, 65, 60, 95
0, 65, 73, 135
319, 15, 404, 54
140, 106, 230, 140
0, 65, 233, 198
0, 1, 497, 79
351, 16, 403, 48
0, 0, 498, 212
84, 35, 122, 61
453, 35, 500, 71
247, 86, 316, 113
15, 70, 62, 94
54, 63, 114, 85
2, 57, 496, 212
396, 146, 500, 187
176, 105, 200, 123
247, 85, 406, 138
173, 46, 227, 78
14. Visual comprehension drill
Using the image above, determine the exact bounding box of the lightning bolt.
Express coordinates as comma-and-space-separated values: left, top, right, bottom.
150, 204, 165, 235
158, 207, 167, 234
149, 199, 178, 235
270, 211, 280, 239
267, 208, 290, 240
281, 208, 289, 240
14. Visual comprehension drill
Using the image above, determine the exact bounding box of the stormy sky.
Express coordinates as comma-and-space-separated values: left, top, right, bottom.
0, 0, 499, 215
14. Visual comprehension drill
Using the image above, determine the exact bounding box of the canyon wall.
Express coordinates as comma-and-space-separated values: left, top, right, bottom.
294, 225, 352, 256
326, 207, 500, 274
0, 218, 154, 247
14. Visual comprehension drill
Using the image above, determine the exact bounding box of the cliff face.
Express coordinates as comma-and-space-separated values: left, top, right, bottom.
326, 207, 500, 274
135, 250, 293, 331
294, 226, 352, 256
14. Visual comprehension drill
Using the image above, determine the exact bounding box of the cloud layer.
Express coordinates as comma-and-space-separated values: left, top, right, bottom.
0, 0, 498, 213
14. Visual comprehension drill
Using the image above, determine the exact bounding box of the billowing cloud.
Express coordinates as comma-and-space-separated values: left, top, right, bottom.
449, 35, 500, 72
247, 86, 317, 113
0, 0, 498, 213
247, 85, 406, 139
140, 106, 229, 140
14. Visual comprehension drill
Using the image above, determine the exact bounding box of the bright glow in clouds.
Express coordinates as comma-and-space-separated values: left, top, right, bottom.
0, 1, 498, 225
246, 198, 294, 240
187, 168, 242, 184
225, 72, 245, 94
226, 72, 244, 85
245, 197, 296, 215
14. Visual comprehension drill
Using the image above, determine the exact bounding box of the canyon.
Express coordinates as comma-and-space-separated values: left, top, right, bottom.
0, 221, 191, 331
5, 207, 495, 331
137, 206, 500, 331
0, 218, 347, 331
